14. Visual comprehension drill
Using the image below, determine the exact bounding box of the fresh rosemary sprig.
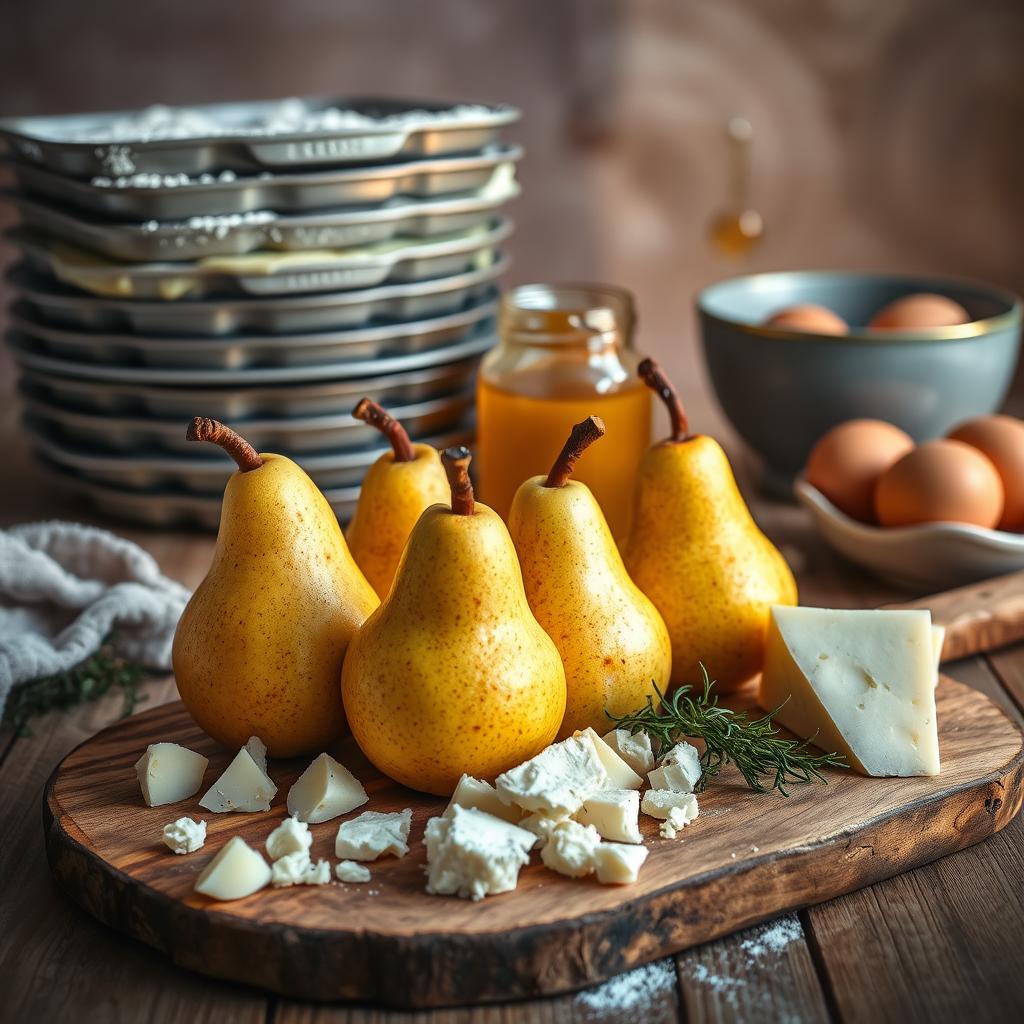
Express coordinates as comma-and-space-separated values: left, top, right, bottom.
609, 665, 845, 796
3, 635, 147, 736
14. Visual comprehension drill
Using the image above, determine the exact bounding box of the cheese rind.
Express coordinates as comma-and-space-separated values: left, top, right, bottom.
198, 747, 277, 813
577, 728, 643, 790
286, 753, 367, 823
266, 816, 313, 860
496, 734, 608, 817
602, 728, 657, 775
335, 860, 371, 883
446, 774, 522, 823
574, 788, 642, 844
135, 742, 208, 807
647, 742, 702, 794
425, 806, 536, 901
194, 836, 271, 900
641, 790, 699, 823
594, 842, 649, 884
162, 817, 206, 854
540, 820, 602, 878
759, 606, 940, 777
334, 809, 412, 861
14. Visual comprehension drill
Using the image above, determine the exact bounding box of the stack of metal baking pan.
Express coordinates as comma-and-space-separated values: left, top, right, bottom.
0, 96, 520, 526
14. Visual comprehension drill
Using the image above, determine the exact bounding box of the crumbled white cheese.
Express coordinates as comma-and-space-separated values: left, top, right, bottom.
602, 728, 658, 775
162, 817, 207, 854
517, 813, 563, 848
194, 836, 271, 900
577, 728, 643, 790
287, 753, 367, 823
244, 735, 268, 773
265, 816, 312, 860
540, 820, 602, 879
496, 734, 608, 817
658, 804, 696, 839
335, 860, 371, 883
574, 788, 643, 844
270, 851, 331, 887
198, 747, 277, 813
647, 742, 703, 794
642, 790, 699, 825
334, 809, 412, 861
593, 842, 649, 884
135, 742, 208, 807
425, 806, 536, 901
446, 774, 522, 823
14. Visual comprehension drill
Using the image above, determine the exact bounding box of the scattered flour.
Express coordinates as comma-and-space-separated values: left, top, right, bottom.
574, 959, 676, 1016
53, 100, 503, 145
679, 914, 803, 1009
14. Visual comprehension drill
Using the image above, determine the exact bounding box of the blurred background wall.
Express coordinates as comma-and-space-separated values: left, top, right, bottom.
2, 0, 1022, 431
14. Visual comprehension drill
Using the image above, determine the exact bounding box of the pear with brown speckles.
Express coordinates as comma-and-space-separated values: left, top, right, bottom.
344, 397, 450, 599
620, 360, 798, 693
172, 418, 379, 758
508, 416, 671, 738
342, 447, 567, 796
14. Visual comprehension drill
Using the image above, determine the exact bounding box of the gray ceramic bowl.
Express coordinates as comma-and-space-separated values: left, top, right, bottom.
697, 271, 1022, 492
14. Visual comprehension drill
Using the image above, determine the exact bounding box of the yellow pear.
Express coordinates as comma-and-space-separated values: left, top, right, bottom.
342, 447, 566, 796
620, 360, 797, 692
173, 418, 379, 756
508, 415, 671, 737
345, 397, 450, 598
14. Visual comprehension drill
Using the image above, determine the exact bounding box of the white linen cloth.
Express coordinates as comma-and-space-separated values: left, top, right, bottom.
0, 521, 191, 716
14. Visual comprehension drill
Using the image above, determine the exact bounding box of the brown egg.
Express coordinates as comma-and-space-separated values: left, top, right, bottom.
874, 439, 1004, 529
805, 419, 915, 522
764, 304, 849, 335
869, 293, 971, 330
947, 415, 1024, 530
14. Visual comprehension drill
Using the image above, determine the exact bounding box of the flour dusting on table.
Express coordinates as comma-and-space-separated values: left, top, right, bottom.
574, 958, 676, 1016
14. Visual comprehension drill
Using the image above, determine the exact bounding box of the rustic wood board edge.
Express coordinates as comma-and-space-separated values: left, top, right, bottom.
41, 688, 1024, 1010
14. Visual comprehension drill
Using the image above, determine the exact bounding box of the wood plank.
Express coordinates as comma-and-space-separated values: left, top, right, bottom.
803, 655, 1024, 1024
985, 646, 1024, 718
40, 676, 1021, 1008
676, 913, 829, 1023
276, 957, 681, 1023
887, 571, 1024, 662
0, 678, 267, 1024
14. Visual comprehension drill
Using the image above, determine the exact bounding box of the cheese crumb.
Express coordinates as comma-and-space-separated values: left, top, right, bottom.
641, 789, 699, 824
162, 817, 206, 854
540, 820, 601, 878
335, 860, 371, 883
266, 816, 312, 860
425, 806, 536, 901
593, 842, 649, 884
647, 742, 702, 794
602, 728, 657, 775
270, 851, 331, 887
335, 809, 412, 861
495, 734, 608, 817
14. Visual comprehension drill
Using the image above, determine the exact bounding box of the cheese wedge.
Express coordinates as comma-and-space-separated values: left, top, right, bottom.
759, 606, 940, 777
576, 728, 643, 790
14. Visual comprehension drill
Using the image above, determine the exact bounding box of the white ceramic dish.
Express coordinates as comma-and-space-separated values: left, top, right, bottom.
794, 478, 1024, 590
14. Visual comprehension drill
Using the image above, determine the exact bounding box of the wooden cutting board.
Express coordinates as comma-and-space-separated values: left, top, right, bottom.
44, 675, 1023, 1008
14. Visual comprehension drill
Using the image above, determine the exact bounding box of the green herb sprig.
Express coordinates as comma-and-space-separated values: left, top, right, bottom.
3, 635, 147, 736
610, 665, 845, 796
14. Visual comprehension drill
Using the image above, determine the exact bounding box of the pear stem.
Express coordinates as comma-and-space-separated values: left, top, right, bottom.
186, 417, 263, 472
639, 357, 690, 441
544, 415, 607, 487
442, 446, 475, 516
352, 398, 415, 462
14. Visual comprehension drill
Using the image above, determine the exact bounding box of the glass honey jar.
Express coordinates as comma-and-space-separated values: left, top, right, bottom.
476, 283, 651, 537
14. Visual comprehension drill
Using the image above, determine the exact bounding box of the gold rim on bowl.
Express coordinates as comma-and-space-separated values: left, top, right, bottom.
696, 270, 1023, 345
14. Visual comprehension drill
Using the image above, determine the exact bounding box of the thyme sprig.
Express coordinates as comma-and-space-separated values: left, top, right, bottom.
609, 665, 845, 796
3, 635, 147, 736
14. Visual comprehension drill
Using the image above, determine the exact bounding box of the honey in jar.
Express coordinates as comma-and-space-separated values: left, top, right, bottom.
476, 284, 651, 537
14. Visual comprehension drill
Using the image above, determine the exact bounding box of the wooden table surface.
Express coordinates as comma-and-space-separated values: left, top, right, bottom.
1, 396, 1023, 1024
